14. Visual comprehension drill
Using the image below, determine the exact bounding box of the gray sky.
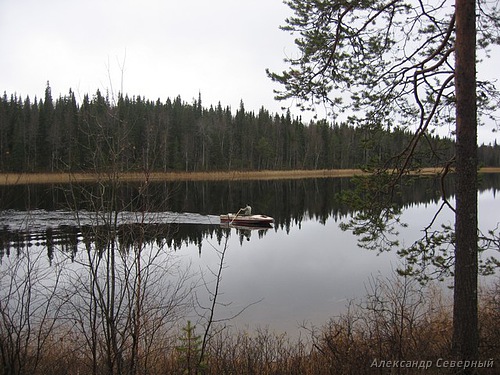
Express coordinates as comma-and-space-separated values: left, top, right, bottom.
0, 0, 302, 116
1, 0, 498, 143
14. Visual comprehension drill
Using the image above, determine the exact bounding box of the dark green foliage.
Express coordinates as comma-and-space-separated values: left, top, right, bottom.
1, 85, 497, 173
339, 171, 407, 252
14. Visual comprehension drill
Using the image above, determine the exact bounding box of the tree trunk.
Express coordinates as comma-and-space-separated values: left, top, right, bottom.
453, 0, 478, 368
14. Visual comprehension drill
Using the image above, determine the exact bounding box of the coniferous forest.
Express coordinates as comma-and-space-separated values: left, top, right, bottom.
1, 83, 500, 173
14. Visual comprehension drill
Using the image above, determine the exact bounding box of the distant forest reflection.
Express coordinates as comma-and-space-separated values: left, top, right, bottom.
1, 174, 499, 259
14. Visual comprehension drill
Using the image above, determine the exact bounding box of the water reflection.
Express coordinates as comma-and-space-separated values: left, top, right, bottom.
1, 174, 499, 260
0, 175, 499, 336
222, 224, 272, 245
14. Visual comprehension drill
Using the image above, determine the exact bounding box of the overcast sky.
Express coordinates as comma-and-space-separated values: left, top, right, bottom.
1, 0, 304, 117
1, 0, 498, 143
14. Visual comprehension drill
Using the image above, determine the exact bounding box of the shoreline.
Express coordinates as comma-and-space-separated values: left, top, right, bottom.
1, 167, 499, 186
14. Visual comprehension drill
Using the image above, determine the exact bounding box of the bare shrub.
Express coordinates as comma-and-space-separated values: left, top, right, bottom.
0, 239, 64, 375
309, 272, 454, 374
479, 278, 500, 360
204, 326, 313, 375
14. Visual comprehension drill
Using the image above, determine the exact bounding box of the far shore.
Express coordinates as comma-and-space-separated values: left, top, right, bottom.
1, 167, 500, 186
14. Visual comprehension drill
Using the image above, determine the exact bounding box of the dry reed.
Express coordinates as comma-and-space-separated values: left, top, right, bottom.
3, 167, 498, 186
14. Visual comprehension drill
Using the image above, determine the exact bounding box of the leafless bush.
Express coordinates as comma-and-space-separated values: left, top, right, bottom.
479, 278, 500, 359
0, 237, 65, 375
49, 83, 200, 375
203, 326, 313, 375
307, 272, 454, 374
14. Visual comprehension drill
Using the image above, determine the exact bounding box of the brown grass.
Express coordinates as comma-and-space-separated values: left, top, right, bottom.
0, 169, 362, 185
2, 167, 498, 186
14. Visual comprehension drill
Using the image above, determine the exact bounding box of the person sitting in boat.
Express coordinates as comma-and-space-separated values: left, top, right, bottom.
241, 204, 252, 216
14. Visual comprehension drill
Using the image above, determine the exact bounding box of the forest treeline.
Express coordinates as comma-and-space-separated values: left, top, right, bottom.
1, 83, 500, 173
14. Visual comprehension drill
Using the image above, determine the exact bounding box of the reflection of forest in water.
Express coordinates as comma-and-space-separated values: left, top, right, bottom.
1, 174, 499, 258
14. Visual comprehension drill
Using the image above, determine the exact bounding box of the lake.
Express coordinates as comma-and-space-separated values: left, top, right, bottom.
0, 174, 499, 338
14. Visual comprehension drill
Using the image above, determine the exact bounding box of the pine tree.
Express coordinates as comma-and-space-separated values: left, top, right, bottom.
175, 321, 206, 375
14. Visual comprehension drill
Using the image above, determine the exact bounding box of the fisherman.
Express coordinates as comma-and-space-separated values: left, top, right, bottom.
241, 204, 252, 216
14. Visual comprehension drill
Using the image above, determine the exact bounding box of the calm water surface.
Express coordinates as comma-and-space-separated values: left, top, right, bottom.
0, 176, 499, 337
180, 187, 499, 335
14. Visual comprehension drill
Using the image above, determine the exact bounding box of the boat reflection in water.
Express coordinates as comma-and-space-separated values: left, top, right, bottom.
220, 222, 272, 244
